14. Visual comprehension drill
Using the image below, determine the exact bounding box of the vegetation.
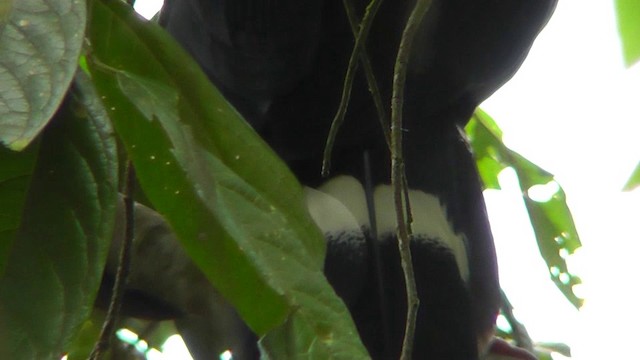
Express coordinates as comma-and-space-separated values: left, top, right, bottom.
0, 0, 602, 358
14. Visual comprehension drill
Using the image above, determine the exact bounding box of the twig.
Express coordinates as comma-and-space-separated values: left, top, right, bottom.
500, 290, 534, 353
390, 1, 432, 359
342, 0, 391, 149
322, 0, 383, 176
90, 162, 136, 360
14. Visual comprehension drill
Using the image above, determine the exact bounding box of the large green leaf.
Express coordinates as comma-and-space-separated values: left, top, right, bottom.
0, 73, 119, 359
0, 0, 86, 150
86, 0, 368, 358
615, 0, 640, 67
466, 109, 583, 309
0, 141, 39, 275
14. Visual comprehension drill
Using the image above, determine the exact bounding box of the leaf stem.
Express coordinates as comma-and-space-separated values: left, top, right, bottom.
390, 1, 432, 358
89, 162, 136, 360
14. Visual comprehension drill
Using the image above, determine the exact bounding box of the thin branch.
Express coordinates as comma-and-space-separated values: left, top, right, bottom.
500, 290, 534, 353
322, 0, 383, 177
342, 0, 391, 149
90, 162, 136, 360
390, 0, 432, 359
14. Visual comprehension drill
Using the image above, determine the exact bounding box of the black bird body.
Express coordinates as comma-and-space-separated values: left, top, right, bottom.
132, 0, 559, 358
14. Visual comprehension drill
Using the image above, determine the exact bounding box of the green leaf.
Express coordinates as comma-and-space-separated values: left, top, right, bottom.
0, 1, 12, 30
0, 73, 119, 359
66, 310, 105, 360
466, 108, 507, 190
0, 141, 39, 275
466, 109, 583, 309
615, 0, 640, 67
512, 154, 583, 308
0, 0, 86, 150
622, 161, 640, 191
86, 0, 368, 358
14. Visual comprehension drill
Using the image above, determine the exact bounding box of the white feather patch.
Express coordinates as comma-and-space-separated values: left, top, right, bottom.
303, 186, 362, 235
373, 185, 469, 281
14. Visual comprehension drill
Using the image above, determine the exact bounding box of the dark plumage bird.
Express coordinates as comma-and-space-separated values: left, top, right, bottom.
109, 1, 557, 359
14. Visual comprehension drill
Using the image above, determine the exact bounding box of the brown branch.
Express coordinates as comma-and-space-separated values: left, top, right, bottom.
322, 0, 383, 177
342, 0, 391, 149
500, 290, 534, 353
390, 0, 432, 358
90, 162, 136, 360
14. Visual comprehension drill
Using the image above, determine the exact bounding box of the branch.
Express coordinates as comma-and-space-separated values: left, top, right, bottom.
322, 0, 383, 176
500, 290, 534, 353
390, 1, 432, 358
89, 162, 136, 360
342, 0, 391, 149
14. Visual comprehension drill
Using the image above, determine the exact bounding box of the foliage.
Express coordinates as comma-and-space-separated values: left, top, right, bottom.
615, 0, 640, 67
1, 0, 368, 358
0, 0, 583, 358
615, 0, 640, 189
466, 109, 583, 309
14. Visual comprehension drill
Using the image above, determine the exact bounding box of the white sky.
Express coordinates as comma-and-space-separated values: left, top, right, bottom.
134, 1, 640, 359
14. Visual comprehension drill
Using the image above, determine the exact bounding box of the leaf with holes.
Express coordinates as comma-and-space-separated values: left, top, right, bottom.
467, 109, 583, 309
0, 73, 118, 359
0, 0, 86, 150
86, 0, 368, 358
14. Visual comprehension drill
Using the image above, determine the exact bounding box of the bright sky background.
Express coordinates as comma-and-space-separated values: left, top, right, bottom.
133, 1, 640, 359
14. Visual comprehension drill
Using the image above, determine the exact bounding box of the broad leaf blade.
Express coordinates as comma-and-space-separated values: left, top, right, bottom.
0, 74, 118, 359
615, 0, 640, 67
0, 0, 86, 150
467, 109, 583, 309
86, 0, 367, 358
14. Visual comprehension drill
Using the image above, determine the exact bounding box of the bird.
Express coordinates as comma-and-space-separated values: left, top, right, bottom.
104, 0, 558, 359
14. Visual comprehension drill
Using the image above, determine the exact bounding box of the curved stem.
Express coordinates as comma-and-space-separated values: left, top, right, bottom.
390, 1, 432, 358
89, 162, 136, 360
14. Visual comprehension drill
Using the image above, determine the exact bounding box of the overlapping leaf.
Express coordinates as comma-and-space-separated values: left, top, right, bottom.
467, 109, 583, 309
86, 0, 368, 357
0, 0, 86, 150
0, 73, 118, 359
